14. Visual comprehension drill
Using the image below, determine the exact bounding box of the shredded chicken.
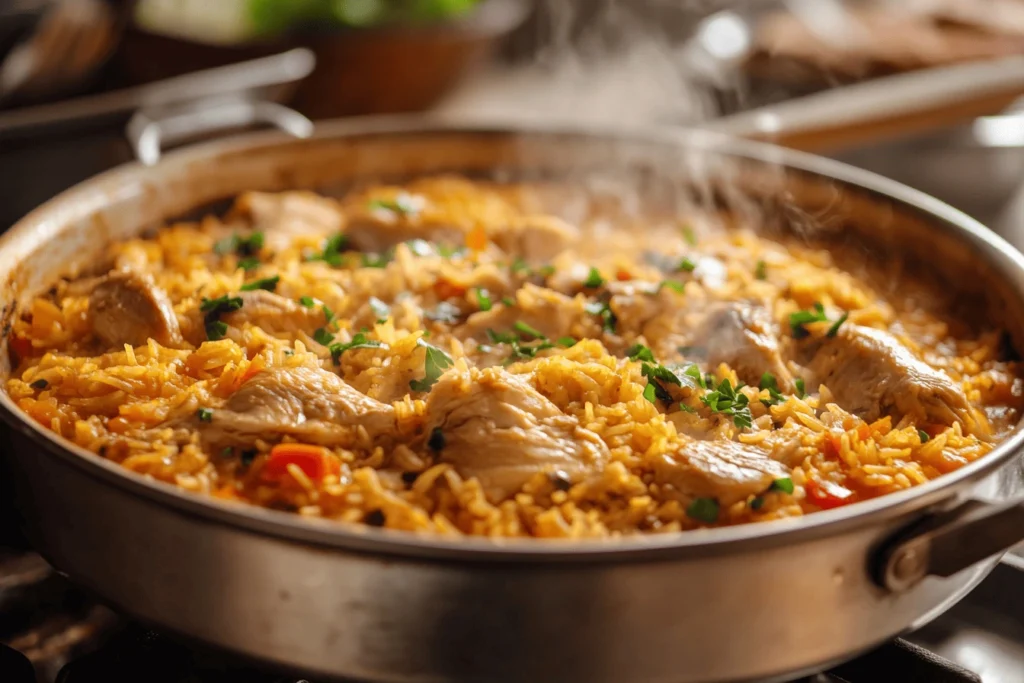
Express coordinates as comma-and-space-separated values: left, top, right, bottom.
202, 366, 395, 448
423, 367, 609, 502
805, 325, 978, 430
654, 439, 790, 506
89, 270, 182, 348
224, 290, 325, 335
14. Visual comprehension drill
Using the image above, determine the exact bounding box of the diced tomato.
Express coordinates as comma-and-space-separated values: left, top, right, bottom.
466, 225, 488, 252
616, 269, 632, 282
9, 336, 32, 363
823, 433, 843, 460
434, 279, 467, 301
262, 444, 340, 483
806, 479, 856, 510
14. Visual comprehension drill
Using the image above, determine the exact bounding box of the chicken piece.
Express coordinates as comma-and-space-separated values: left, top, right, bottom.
454, 283, 599, 343
223, 290, 324, 335
423, 367, 610, 502
805, 325, 976, 429
654, 439, 790, 506
203, 366, 395, 448
491, 215, 578, 264
230, 191, 344, 251
691, 302, 793, 391
90, 270, 182, 348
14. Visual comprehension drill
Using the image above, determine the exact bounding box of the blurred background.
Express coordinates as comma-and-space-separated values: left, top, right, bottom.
3, 0, 1024, 232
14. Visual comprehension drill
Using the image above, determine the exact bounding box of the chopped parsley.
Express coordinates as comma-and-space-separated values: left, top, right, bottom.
683, 363, 707, 388
410, 339, 454, 391
701, 378, 753, 429
795, 377, 807, 398
682, 226, 698, 246
557, 337, 578, 348
759, 372, 785, 408
361, 252, 392, 269
917, 429, 930, 443
513, 320, 545, 339
769, 477, 794, 494
511, 258, 530, 275
369, 297, 391, 321
215, 231, 264, 257
583, 267, 606, 288
789, 302, 829, 338
200, 295, 243, 341
659, 280, 684, 293
678, 402, 697, 414
329, 333, 386, 364
501, 296, 515, 307
585, 297, 617, 333
677, 257, 697, 273
537, 265, 556, 277
368, 194, 422, 215
315, 233, 349, 267
755, 260, 767, 280
642, 383, 658, 403
640, 361, 682, 405
687, 497, 719, 523
827, 312, 850, 338
240, 275, 280, 292
750, 496, 765, 511
474, 288, 493, 312
313, 328, 335, 346
425, 301, 461, 324
626, 344, 656, 363
428, 427, 445, 451
30, 379, 48, 390
197, 408, 213, 423
238, 257, 260, 271
299, 296, 315, 308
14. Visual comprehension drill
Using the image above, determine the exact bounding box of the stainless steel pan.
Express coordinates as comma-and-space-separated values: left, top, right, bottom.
4, 119, 1024, 683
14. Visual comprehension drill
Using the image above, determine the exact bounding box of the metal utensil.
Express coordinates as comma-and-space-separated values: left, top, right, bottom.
3, 119, 1024, 683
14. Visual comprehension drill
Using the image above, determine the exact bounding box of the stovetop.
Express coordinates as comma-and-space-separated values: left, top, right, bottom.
1, 546, 1022, 683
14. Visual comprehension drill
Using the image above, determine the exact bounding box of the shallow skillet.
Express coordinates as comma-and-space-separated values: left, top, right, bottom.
3, 118, 1024, 683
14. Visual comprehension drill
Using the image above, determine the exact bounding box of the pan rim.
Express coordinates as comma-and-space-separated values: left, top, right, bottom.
3, 115, 1024, 562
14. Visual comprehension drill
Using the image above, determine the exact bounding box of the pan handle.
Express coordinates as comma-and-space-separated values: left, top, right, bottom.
126, 96, 314, 166
872, 498, 1024, 592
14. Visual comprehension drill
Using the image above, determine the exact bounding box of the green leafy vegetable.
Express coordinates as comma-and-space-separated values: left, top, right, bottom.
410, 339, 454, 391
677, 257, 697, 273
755, 260, 767, 280
315, 233, 349, 267
678, 402, 697, 413
322, 305, 336, 324
557, 337, 578, 348
659, 280, 684, 293
299, 296, 315, 308
827, 312, 850, 338
584, 298, 617, 333
626, 344, 656, 362
205, 320, 228, 341
795, 377, 807, 398
329, 332, 387, 365
583, 267, 606, 288
759, 372, 785, 408
501, 296, 515, 307
474, 288, 493, 312
513, 320, 545, 339
240, 275, 280, 292
200, 295, 244, 341
313, 328, 335, 346
197, 408, 213, 423
701, 378, 754, 429
687, 497, 719, 523
769, 477, 795, 494
917, 429, 930, 443
789, 302, 829, 338
238, 257, 260, 271
642, 382, 658, 403
214, 232, 263, 257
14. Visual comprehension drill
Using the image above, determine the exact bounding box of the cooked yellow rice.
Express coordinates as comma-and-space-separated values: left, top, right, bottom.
6, 176, 1022, 538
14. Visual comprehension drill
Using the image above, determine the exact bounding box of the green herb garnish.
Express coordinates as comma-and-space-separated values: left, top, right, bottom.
368, 194, 421, 215
687, 497, 719, 523
642, 383, 658, 403
682, 226, 698, 246
678, 257, 697, 273
329, 332, 387, 364
626, 344, 656, 363
789, 302, 829, 338
197, 408, 213, 423
313, 328, 335, 346
315, 233, 349, 267
501, 296, 515, 307
557, 337, 578, 348
410, 339, 454, 391
238, 257, 260, 271
200, 295, 244, 315
795, 377, 807, 398
511, 258, 530, 275
827, 312, 850, 338
755, 260, 767, 280
240, 275, 280, 292
513, 320, 545, 339
701, 378, 754, 429
659, 280, 684, 293
205, 320, 228, 341
474, 288, 493, 312
917, 429, 930, 443
584, 298, 617, 333
215, 232, 264, 257
769, 477, 794, 494
583, 267, 606, 288
299, 296, 315, 308
322, 305, 336, 324
759, 372, 785, 408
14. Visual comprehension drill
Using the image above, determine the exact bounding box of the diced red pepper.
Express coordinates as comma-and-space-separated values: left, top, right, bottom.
616, 269, 632, 282
434, 279, 467, 301
262, 444, 340, 483
806, 479, 856, 510
823, 433, 843, 460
